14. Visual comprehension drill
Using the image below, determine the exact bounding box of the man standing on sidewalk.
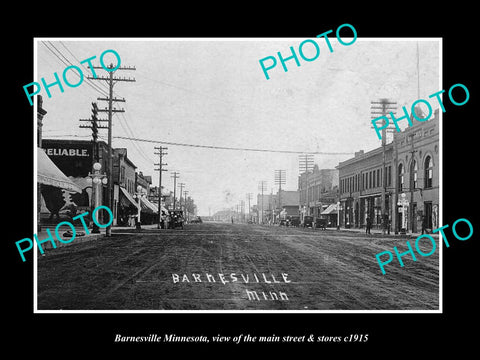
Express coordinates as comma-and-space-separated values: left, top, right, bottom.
366, 216, 371, 234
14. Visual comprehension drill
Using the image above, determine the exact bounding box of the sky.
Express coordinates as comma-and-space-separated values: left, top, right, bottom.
35, 38, 440, 216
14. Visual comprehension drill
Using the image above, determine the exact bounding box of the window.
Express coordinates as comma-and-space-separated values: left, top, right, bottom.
398, 164, 404, 192
120, 166, 125, 183
425, 156, 433, 188
387, 166, 392, 186
373, 170, 376, 188
411, 159, 418, 189
377, 169, 380, 188
369, 171, 372, 188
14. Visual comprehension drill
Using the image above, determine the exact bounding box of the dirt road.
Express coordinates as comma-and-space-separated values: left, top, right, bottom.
37, 222, 439, 310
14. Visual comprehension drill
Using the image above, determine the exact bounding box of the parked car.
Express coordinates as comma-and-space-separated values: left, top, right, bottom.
289, 216, 301, 227
168, 210, 184, 229
191, 216, 203, 224
303, 216, 314, 228
315, 218, 327, 230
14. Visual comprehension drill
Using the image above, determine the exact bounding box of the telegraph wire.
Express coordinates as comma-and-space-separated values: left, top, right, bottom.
40, 41, 109, 98
58, 41, 110, 96
112, 135, 354, 155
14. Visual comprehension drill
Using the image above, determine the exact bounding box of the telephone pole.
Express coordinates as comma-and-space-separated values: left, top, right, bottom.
184, 190, 189, 221
79, 102, 108, 162
258, 181, 267, 224
371, 99, 397, 232
246, 193, 252, 223
299, 154, 314, 221
87, 62, 135, 237
179, 182, 185, 213
274, 169, 286, 215
171, 172, 180, 210
154, 146, 168, 229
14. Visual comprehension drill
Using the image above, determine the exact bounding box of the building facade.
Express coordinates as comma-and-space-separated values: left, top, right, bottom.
41, 139, 109, 225
298, 166, 338, 222
337, 147, 394, 229
394, 109, 440, 233
337, 109, 439, 233
112, 148, 137, 225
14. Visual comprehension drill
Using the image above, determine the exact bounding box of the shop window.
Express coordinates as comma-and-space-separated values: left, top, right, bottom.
411, 159, 418, 189
398, 164, 404, 192
425, 156, 433, 188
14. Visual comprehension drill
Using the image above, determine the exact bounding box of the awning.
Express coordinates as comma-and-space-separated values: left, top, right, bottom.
37, 148, 82, 193
119, 186, 139, 209
140, 197, 158, 214
160, 205, 168, 214
321, 203, 338, 215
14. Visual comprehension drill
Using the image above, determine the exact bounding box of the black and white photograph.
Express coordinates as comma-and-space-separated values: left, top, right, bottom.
6, 7, 478, 354
33, 38, 441, 311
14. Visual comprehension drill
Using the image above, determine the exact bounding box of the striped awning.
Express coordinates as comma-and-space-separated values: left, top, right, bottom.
37, 148, 82, 193
321, 203, 338, 215
119, 186, 139, 209
140, 197, 158, 214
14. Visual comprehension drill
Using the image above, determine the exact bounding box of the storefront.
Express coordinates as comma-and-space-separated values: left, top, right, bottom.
116, 186, 139, 226
40, 139, 108, 226
38, 148, 83, 226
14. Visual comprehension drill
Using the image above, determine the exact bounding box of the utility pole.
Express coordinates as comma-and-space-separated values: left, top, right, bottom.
79, 102, 108, 162
87, 62, 135, 237
258, 181, 267, 224
179, 182, 185, 213
371, 99, 397, 232
171, 172, 180, 210
79, 102, 108, 231
246, 193, 252, 223
154, 146, 168, 229
299, 154, 314, 221
409, 132, 417, 233
184, 190, 189, 222
274, 169, 286, 216
240, 200, 245, 223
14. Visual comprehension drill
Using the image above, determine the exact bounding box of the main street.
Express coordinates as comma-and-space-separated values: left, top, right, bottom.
37, 222, 439, 311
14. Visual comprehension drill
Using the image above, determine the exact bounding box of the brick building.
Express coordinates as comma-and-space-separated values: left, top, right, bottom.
298, 166, 338, 222
337, 109, 440, 233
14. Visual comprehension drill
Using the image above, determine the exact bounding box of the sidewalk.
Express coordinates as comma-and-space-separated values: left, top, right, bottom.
36, 226, 107, 251
323, 226, 438, 239
36, 223, 162, 253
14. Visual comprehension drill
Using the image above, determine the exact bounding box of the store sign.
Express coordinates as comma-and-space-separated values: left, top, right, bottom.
46, 148, 89, 157
42, 141, 92, 178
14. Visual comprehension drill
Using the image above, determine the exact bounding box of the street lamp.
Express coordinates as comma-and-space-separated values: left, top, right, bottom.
88, 162, 107, 234
336, 201, 342, 230
134, 185, 146, 230
397, 192, 409, 234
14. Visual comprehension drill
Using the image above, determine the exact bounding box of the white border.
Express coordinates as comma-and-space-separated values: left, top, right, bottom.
33, 37, 443, 314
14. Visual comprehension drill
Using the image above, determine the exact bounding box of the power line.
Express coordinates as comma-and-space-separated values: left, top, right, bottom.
114, 112, 154, 164
87, 61, 136, 237
112, 135, 353, 155
40, 41, 109, 98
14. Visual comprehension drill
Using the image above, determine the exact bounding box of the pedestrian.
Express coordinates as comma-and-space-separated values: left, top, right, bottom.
421, 215, 427, 234
366, 216, 371, 234
382, 214, 388, 235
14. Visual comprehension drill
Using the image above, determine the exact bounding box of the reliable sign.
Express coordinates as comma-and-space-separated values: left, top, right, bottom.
42, 140, 93, 178
45, 148, 89, 157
